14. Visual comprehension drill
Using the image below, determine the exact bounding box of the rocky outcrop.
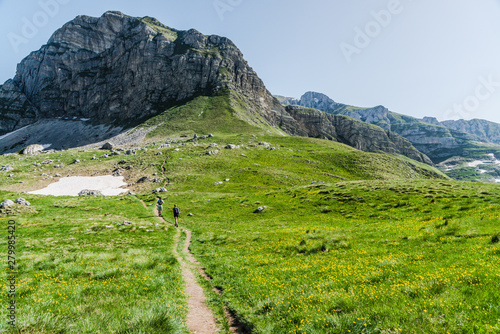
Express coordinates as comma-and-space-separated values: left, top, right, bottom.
285, 106, 432, 164
0, 80, 39, 135
22, 144, 44, 155
441, 119, 500, 145
0, 11, 287, 135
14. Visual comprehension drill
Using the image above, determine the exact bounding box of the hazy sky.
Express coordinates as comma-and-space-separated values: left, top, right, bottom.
1, 0, 500, 123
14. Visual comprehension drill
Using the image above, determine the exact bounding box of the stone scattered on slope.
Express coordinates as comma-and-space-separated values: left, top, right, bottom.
78, 189, 103, 196
1, 200, 15, 208
102, 142, 114, 150
137, 176, 152, 183
254, 206, 265, 213
15, 198, 30, 206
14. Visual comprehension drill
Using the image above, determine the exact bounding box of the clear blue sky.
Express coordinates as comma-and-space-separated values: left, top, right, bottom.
2, 0, 500, 123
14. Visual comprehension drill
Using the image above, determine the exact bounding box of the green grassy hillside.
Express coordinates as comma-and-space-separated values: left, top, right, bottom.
141, 92, 284, 140
2, 132, 499, 333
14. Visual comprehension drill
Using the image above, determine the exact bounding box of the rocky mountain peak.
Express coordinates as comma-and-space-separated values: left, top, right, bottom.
1, 11, 281, 135
282, 91, 341, 113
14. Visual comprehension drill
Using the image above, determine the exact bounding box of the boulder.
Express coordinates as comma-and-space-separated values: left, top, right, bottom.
152, 187, 167, 193
137, 176, 152, 183
15, 198, 30, 206
78, 189, 103, 196
225, 144, 236, 149
101, 142, 114, 150
0, 200, 15, 208
254, 206, 265, 213
22, 144, 44, 155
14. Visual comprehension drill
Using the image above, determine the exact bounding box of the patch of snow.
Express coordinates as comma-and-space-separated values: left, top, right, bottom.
28, 175, 129, 196
42, 144, 52, 149
467, 160, 484, 168
80, 118, 90, 121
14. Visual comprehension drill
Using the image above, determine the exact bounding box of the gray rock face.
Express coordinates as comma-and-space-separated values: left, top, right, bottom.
0, 11, 287, 135
441, 119, 500, 145
22, 144, 44, 155
285, 106, 432, 164
282, 91, 342, 114
0, 80, 38, 135
283, 91, 498, 163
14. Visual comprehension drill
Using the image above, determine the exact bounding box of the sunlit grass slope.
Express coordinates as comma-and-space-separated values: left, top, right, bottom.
0, 194, 187, 333
2, 129, 488, 334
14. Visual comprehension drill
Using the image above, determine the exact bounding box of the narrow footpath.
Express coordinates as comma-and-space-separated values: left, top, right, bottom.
148, 158, 245, 333
156, 207, 219, 333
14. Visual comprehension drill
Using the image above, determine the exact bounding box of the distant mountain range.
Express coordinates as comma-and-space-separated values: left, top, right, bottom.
280, 92, 500, 163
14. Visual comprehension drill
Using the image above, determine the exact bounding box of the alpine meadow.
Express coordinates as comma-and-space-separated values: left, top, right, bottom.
0, 10, 499, 334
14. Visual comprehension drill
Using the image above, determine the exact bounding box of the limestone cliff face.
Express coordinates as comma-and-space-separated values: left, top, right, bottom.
285, 106, 432, 164
0, 11, 285, 134
0, 80, 39, 134
441, 119, 500, 145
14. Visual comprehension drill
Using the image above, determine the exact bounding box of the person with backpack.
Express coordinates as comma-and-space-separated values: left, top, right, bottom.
156, 197, 164, 217
173, 204, 180, 227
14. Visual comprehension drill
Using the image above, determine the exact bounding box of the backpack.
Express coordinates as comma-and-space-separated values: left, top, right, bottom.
173, 207, 179, 215
158, 199, 164, 205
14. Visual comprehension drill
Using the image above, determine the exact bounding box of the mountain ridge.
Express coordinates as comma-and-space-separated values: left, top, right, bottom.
281, 91, 500, 163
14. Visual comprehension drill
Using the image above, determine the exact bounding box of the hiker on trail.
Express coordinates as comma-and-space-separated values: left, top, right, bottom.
157, 197, 164, 217
173, 204, 180, 227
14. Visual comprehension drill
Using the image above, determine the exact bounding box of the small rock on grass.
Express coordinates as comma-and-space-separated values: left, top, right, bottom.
254, 206, 265, 213
1, 200, 15, 208
15, 198, 30, 206
78, 189, 103, 196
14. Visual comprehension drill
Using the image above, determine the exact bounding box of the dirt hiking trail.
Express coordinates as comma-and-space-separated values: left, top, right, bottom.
150, 202, 218, 333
